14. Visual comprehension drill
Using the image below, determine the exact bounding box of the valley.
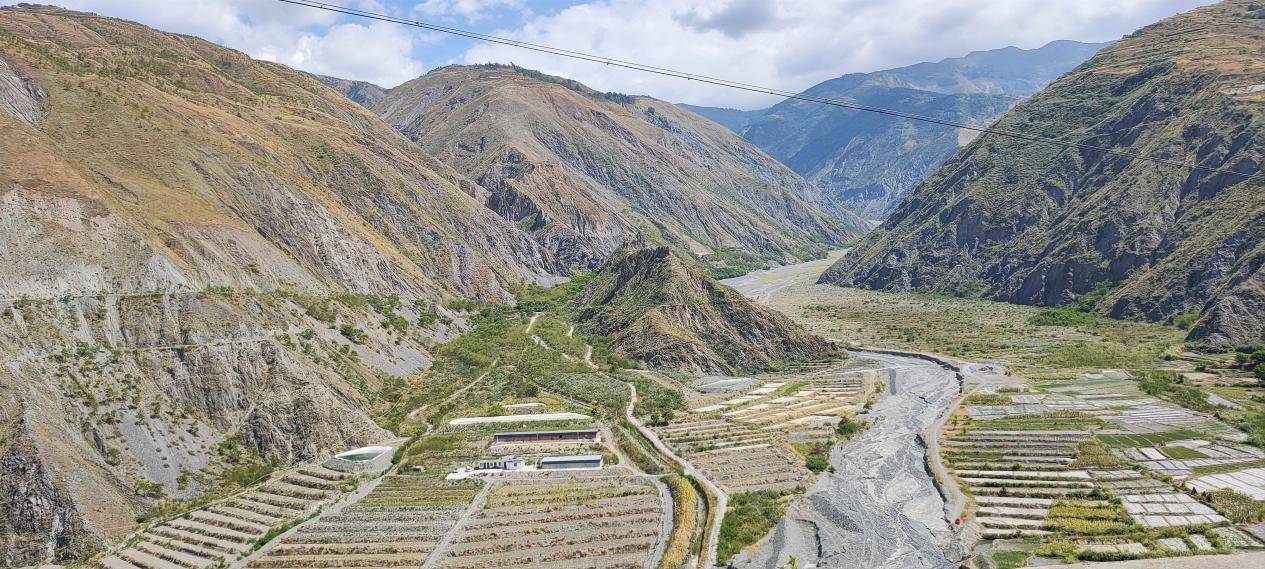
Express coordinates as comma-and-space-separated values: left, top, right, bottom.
3, 2, 1265, 569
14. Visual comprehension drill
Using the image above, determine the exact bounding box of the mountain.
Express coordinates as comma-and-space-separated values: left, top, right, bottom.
373, 64, 867, 275
0, 5, 566, 562
823, 0, 1265, 350
677, 103, 762, 132
576, 246, 841, 374
683, 41, 1106, 218
307, 73, 387, 108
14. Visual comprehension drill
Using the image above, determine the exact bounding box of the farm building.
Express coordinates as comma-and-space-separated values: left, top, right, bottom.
492, 429, 600, 444
540, 455, 604, 470
475, 455, 526, 470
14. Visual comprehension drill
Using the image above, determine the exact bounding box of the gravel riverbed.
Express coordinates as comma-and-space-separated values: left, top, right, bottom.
737, 352, 961, 569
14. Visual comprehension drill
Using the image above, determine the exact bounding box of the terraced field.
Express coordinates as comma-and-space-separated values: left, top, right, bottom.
97, 467, 351, 569
248, 476, 483, 569
950, 373, 1265, 564
652, 362, 869, 494
438, 477, 667, 569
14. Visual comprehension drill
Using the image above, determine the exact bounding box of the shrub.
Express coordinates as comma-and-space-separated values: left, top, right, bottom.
339, 324, 367, 344
835, 416, 864, 439
306, 301, 337, 322
1029, 308, 1098, 327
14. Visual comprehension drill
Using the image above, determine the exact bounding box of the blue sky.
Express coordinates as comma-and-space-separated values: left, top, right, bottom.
60, 1, 1214, 109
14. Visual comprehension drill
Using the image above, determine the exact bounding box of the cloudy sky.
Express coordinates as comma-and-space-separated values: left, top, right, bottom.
58, 0, 1214, 108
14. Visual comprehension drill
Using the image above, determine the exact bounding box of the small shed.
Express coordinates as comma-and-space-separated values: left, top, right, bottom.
540, 454, 604, 470
475, 455, 525, 470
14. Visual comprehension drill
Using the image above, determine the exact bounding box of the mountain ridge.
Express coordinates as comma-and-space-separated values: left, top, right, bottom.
681, 40, 1107, 218
822, 0, 1265, 349
372, 63, 867, 275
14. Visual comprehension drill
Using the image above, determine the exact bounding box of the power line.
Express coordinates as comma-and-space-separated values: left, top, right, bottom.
274, 0, 1261, 183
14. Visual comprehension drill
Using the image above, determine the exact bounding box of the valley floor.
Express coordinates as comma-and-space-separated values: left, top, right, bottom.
723, 256, 1265, 568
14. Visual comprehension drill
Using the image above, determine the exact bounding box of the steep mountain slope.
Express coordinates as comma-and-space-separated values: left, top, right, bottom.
0, 6, 557, 563
823, 0, 1265, 349
685, 41, 1105, 218
374, 64, 866, 274
576, 246, 841, 374
308, 72, 387, 108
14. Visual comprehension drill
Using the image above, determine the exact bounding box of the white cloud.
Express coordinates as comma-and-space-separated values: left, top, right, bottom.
414, 0, 523, 22
58, 0, 426, 87
462, 0, 1216, 108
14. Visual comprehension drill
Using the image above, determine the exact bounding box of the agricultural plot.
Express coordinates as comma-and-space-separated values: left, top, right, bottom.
438, 477, 667, 569
248, 476, 483, 569
97, 467, 351, 569
656, 362, 870, 493
1117, 440, 1265, 479
949, 370, 1265, 564
943, 429, 1099, 538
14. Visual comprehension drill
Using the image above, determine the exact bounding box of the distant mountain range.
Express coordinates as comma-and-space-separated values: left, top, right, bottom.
683, 40, 1108, 218
824, 0, 1265, 349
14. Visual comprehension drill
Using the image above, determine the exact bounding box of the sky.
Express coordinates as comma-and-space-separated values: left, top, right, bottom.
56, 0, 1215, 109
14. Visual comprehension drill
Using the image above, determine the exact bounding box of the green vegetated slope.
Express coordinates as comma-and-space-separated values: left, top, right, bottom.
685, 41, 1105, 219
373, 64, 866, 274
824, 0, 1265, 350
576, 246, 842, 374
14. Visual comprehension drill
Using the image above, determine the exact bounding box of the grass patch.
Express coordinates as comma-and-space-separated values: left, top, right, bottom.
990, 550, 1030, 569
1159, 445, 1207, 459
716, 489, 798, 564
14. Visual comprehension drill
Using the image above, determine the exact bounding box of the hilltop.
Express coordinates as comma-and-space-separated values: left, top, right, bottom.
576, 246, 841, 374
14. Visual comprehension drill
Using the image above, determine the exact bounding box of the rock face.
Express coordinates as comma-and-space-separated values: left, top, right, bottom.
577, 246, 841, 374
823, 1, 1265, 349
685, 41, 1106, 219
1, 416, 104, 566
374, 65, 866, 274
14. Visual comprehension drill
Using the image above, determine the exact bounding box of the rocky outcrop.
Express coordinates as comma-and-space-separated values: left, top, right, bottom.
823, 1, 1265, 349
0, 416, 104, 567
374, 65, 866, 275
577, 246, 842, 374
0, 55, 43, 126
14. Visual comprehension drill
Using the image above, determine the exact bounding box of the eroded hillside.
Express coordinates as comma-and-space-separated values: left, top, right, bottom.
0, 5, 553, 562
